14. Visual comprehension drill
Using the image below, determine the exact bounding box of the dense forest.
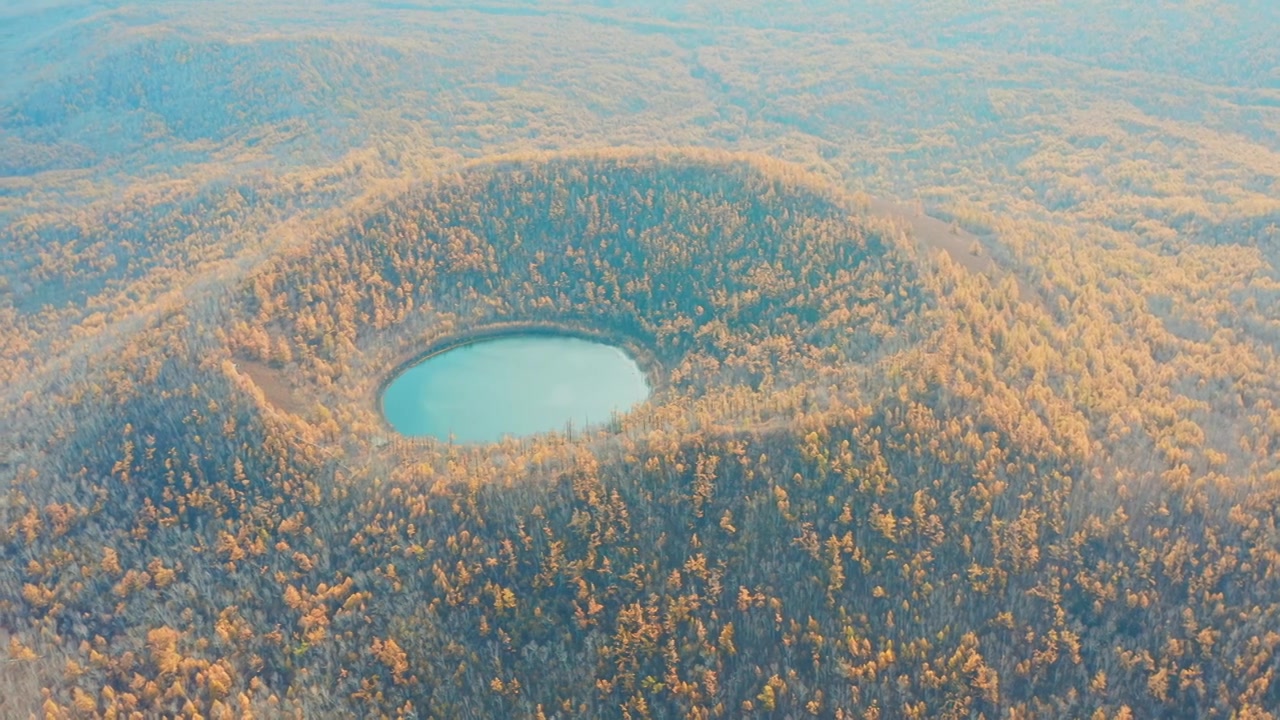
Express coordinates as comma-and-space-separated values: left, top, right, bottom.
4, 1, 1280, 718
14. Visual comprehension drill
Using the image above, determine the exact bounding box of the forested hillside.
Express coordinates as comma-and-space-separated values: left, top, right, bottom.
3, 1, 1280, 718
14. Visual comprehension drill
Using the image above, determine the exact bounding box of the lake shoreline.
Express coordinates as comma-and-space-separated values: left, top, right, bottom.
372, 321, 665, 441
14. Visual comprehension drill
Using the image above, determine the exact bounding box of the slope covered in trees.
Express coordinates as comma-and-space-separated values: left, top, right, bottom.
1, 151, 1278, 718
4, 2, 1280, 718
223, 151, 928, 444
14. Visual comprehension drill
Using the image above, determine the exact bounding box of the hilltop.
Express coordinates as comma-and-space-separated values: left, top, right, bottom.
3, 2, 1280, 718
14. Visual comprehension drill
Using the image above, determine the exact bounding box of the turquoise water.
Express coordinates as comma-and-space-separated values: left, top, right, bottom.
381, 335, 650, 442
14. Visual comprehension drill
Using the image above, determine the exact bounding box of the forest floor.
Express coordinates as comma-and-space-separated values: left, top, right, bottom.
867, 197, 1043, 308
237, 359, 306, 416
